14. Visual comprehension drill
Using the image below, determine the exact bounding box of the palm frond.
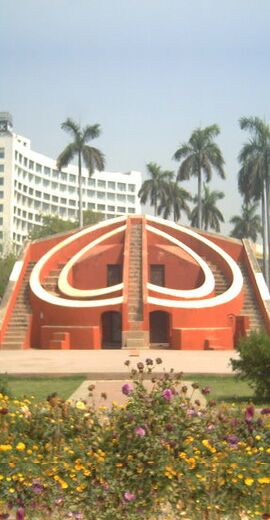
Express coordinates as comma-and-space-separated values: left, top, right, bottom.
56, 143, 77, 170
83, 124, 101, 142
82, 146, 105, 174
61, 118, 81, 139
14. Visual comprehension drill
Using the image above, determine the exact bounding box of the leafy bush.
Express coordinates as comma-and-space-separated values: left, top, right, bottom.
231, 330, 270, 399
1, 360, 270, 519
0, 252, 17, 298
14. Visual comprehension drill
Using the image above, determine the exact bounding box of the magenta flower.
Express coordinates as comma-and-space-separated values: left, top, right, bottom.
16, 508, 25, 520
134, 426, 146, 437
122, 383, 133, 396
0, 408, 8, 415
261, 408, 270, 415
227, 434, 239, 445
245, 405, 255, 422
201, 386, 211, 395
124, 491, 136, 501
162, 388, 173, 401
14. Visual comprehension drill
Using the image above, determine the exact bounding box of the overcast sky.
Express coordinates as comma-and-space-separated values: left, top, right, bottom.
1, 0, 270, 234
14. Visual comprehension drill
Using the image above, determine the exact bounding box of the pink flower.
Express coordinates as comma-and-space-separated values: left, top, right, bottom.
134, 426, 146, 437
162, 388, 173, 401
16, 508, 25, 520
124, 491, 136, 501
245, 405, 254, 422
201, 386, 211, 395
261, 408, 270, 415
122, 383, 133, 396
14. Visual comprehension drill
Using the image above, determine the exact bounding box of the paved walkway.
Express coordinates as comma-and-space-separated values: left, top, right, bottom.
0, 349, 239, 376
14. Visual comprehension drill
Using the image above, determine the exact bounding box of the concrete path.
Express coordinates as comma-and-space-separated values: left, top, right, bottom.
0, 349, 239, 376
69, 379, 206, 408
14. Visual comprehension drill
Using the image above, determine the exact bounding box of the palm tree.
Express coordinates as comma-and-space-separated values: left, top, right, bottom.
190, 184, 225, 232
238, 116, 270, 284
173, 125, 225, 229
157, 181, 191, 222
57, 118, 105, 227
230, 202, 261, 242
138, 162, 174, 216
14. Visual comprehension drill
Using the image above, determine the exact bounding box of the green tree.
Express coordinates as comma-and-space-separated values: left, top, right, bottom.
57, 118, 105, 227
173, 125, 225, 229
83, 210, 104, 226
238, 116, 270, 284
190, 184, 225, 232
157, 181, 191, 222
230, 202, 261, 242
0, 252, 17, 298
138, 162, 174, 216
29, 215, 76, 240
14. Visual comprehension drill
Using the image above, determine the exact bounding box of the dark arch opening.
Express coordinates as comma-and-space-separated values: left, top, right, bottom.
101, 311, 122, 349
149, 311, 170, 345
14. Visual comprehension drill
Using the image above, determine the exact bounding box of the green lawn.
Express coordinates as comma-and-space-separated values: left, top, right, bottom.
0, 375, 85, 401
183, 374, 269, 405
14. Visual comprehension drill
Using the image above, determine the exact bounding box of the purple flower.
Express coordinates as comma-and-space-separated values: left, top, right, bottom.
187, 408, 196, 417
227, 434, 239, 445
124, 491, 136, 502
32, 481, 43, 494
162, 388, 173, 401
245, 405, 255, 422
261, 408, 270, 415
122, 383, 133, 396
16, 508, 25, 520
134, 426, 146, 437
201, 386, 211, 395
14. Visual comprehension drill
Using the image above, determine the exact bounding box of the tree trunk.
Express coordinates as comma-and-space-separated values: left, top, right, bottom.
198, 169, 202, 228
78, 151, 83, 227
261, 186, 269, 286
265, 176, 270, 287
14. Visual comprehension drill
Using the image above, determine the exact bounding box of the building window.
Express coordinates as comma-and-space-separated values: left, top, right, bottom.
107, 205, 115, 212
69, 174, 76, 183
88, 178, 95, 187
29, 188, 33, 195
0, 204, 3, 212
29, 161, 34, 170
0, 192, 3, 199
98, 180, 106, 188
60, 197, 67, 204
117, 183, 126, 191
0, 165, 4, 173
127, 195, 135, 203
69, 186, 75, 194
43, 193, 50, 200
128, 207, 135, 213
44, 167, 51, 176
97, 204, 105, 211
108, 181, 115, 190
35, 190, 41, 198
60, 184, 66, 192
52, 195, 58, 203
117, 206, 125, 213
24, 158, 28, 167
117, 194, 125, 202
107, 192, 115, 200
128, 184, 135, 192
36, 163, 42, 173
68, 209, 76, 217
69, 199, 76, 206
52, 182, 58, 190
97, 191, 105, 199
88, 203, 95, 210
0, 178, 4, 186
0, 148, 5, 159
52, 170, 58, 178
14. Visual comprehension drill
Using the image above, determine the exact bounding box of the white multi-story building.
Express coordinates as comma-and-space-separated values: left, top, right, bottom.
0, 113, 142, 253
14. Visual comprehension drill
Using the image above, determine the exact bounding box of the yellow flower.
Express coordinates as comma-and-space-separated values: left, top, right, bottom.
76, 400, 86, 410
0, 444, 12, 452
258, 477, 270, 484
16, 442, 26, 451
244, 478, 254, 486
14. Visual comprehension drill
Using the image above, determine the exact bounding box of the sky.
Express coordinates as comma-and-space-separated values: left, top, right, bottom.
1, 0, 270, 235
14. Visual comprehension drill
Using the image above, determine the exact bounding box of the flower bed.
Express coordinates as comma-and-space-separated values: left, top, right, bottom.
0, 359, 270, 520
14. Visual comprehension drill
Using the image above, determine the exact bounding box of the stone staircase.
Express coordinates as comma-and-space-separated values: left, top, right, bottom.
42, 263, 65, 296
124, 221, 147, 349
1, 262, 35, 350
206, 258, 265, 333
238, 264, 265, 333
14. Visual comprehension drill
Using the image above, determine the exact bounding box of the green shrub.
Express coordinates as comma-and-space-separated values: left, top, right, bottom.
231, 330, 270, 399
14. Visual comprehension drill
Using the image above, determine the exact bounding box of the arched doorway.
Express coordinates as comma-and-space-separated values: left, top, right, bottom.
149, 311, 170, 346
101, 311, 122, 349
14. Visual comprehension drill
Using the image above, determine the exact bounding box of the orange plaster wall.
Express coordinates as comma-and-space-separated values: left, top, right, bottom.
148, 244, 202, 290
73, 244, 124, 290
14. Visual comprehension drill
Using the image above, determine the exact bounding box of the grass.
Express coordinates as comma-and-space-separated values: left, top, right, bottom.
0, 375, 85, 401
183, 374, 270, 405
